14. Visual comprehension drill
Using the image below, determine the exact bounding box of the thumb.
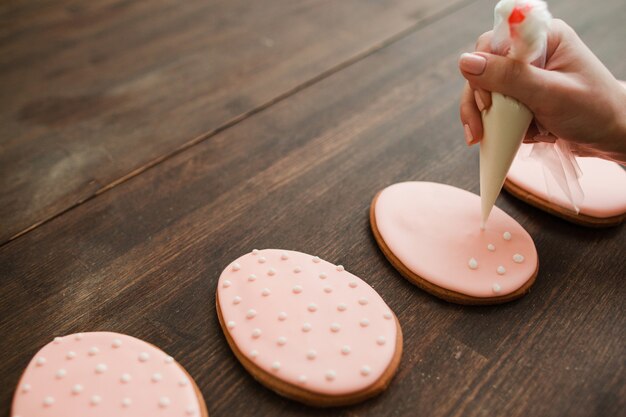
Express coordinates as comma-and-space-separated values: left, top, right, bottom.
459, 52, 550, 109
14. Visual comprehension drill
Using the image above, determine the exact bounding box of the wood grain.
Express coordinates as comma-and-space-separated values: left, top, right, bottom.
1, 0, 625, 416
0, 0, 464, 244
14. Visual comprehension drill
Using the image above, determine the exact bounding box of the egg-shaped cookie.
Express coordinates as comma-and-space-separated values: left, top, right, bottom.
216, 249, 402, 407
371, 181, 538, 305
505, 144, 626, 227
11, 332, 208, 417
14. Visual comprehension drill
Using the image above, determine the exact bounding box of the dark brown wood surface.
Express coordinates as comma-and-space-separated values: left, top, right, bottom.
1, 0, 625, 416
0, 0, 459, 244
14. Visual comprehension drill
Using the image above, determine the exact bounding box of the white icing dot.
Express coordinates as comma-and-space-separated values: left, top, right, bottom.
324, 286, 332, 293
246, 309, 257, 319
262, 288, 271, 296
258, 256, 267, 264
248, 274, 257, 282
152, 373, 163, 382
292, 285, 303, 294
361, 366, 371, 376
271, 361, 281, 371
122, 398, 132, 407
233, 296, 242, 305
252, 328, 262, 338
337, 303, 347, 312
358, 297, 368, 305
376, 336, 386, 346
277, 337, 287, 346
186, 405, 197, 415
252, 249, 259, 255
312, 256, 321, 263
138, 352, 150, 362
159, 396, 171, 408
360, 318, 370, 327
513, 254, 525, 263
503, 231, 512, 241
90, 395, 101, 405
302, 323, 312, 332
164, 356, 174, 364
95, 363, 107, 374
88, 347, 99, 356
74, 334, 83, 341
53, 337, 62, 344
267, 268, 276, 276
306, 350, 317, 360
43, 396, 55, 406
232, 262, 241, 271
222, 280, 232, 288
66, 351, 76, 360
112, 338, 122, 348
492, 283, 502, 293
497, 266, 506, 275
121, 373, 131, 383
298, 375, 307, 384
278, 312, 287, 321
487, 243, 496, 251
55, 369, 67, 379
325, 370, 336, 381
383, 312, 393, 320
178, 379, 189, 387
280, 252, 288, 260
250, 350, 259, 359
468, 257, 478, 270
22, 384, 31, 393
36, 357, 46, 366
341, 345, 351, 355
72, 384, 83, 395
349, 281, 358, 288
293, 266, 302, 273
336, 265, 344, 272
330, 323, 341, 332
319, 273, 328, 280
227, 320, 236, 329
307, 303, 317, 312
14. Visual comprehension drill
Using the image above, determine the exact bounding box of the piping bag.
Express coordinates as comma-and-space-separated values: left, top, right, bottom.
479, 0, 583, 228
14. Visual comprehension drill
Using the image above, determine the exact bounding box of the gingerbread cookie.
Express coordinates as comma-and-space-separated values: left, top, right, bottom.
216, 249, 402, 407
505, 144, 626, 227
11, 332, 208, 417
371, 182, 538, 305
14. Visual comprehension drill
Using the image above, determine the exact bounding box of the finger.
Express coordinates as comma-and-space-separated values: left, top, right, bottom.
460, 82, 483, 145
474, 31, 493, 109
459, 52, 553, 110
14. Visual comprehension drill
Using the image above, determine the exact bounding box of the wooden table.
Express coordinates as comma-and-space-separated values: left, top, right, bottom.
1, 0, 625, 416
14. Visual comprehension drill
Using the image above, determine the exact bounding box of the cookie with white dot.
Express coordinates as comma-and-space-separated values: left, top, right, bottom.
11, 332, 208, 417
371, 182, 538, 305
216, 249, 402, 407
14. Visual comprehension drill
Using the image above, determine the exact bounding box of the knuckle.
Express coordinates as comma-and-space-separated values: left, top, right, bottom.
475, 31, 493, 50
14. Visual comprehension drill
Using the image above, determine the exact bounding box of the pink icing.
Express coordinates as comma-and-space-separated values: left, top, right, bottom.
507, 144, 626, 218
217, 249, 397, 396
374, 182, 538, 298
11, 332, 202, 417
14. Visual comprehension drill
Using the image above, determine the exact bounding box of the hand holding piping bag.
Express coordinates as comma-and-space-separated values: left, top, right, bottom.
477, 0, 553, 228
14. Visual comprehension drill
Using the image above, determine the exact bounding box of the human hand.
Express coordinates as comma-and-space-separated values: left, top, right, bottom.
459, 19, 626, 164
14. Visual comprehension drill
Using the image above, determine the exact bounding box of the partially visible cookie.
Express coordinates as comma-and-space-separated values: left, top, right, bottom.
216, 249, 402, 407
371, 181, 538, 305
505, 144, 626, 227
11, 332, 208, 417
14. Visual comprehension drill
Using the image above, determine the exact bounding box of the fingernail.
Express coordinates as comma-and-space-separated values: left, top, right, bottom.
459, 53, 486, 75
463, 124, 474, 145
474, 90, 485, 112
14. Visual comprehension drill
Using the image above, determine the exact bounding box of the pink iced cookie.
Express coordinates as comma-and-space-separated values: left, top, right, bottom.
11, 332, 208, 417
216, 249, 402, 407
505, 144, 626, 226
371, 182, 538, 304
